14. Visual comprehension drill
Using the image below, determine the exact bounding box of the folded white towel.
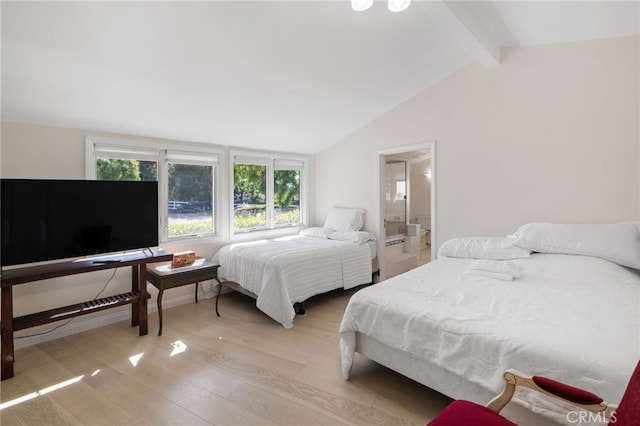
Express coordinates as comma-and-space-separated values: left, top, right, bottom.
467, 259, 522, 278
466, 269, 514, 281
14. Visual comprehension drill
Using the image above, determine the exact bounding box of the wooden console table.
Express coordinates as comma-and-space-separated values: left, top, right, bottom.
0, 248, 173, 380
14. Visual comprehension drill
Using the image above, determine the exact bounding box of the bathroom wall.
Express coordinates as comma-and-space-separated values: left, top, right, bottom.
385, 160, 407, 237
409, 157, 431, 222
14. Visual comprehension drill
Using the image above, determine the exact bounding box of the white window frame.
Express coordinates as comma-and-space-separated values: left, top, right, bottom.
85, 136, 222, 243
231, 151, 307, 235
162, 150, 219, 241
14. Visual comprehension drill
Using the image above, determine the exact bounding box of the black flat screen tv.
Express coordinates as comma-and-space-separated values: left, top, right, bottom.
1, 179, 159, 267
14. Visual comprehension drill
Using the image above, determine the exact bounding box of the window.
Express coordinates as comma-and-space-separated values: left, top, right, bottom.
233, 154, 304, 233
166, 151, 217, 239
87, 137, 219, 242
273, 160, 301, 226
88, 138, 307, 241
233, 162, 267, 230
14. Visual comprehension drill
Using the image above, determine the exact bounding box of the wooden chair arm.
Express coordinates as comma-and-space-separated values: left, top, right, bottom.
486, 369, 616, 419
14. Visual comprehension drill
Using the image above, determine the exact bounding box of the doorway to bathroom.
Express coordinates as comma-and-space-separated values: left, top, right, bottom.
377, 142, 436, 280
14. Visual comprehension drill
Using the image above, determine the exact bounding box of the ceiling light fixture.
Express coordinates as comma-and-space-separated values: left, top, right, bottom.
388, 0, 411, 12
351, 0, 374, 12
351, 0, 411, 12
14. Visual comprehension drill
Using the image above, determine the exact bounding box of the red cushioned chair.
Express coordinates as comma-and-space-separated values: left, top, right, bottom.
428, 361, 640, 425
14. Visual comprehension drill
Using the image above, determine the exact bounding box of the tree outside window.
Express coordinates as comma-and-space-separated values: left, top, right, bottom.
167, 163, 214, 237
274, 169, 300, 225
233, 163, 267, 230
97, 158, 157, 182
233, 158, 303, 232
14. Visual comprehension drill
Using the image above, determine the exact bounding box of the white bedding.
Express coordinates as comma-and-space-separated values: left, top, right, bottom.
213, 235, 372, 328
339, 254, 640, 420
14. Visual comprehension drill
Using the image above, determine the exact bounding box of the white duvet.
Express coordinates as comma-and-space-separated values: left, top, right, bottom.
213, 235, 372, 328
340, 254, 639, 412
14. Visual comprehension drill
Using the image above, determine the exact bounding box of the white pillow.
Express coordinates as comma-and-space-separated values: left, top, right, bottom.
299, 227, 330, 239
323, 207, 365, 233
327, 231, 376, 244
508, 222, 640, 269
438, 237, 532, 260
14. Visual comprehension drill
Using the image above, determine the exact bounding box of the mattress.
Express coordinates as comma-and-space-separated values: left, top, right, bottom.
213, 234, 373, 328
339, 253, 640, 420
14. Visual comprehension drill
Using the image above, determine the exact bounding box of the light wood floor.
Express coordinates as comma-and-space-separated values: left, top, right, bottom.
0, 287, 452, 425
418, 246, 432, 267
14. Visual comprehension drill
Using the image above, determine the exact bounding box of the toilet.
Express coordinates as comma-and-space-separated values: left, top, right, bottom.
415, 215, 431, 246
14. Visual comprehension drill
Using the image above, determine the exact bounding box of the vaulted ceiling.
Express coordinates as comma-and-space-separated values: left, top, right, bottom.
2, 1, 638, 154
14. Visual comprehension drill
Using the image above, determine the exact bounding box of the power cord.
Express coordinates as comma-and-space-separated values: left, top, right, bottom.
15, 267, 119, 339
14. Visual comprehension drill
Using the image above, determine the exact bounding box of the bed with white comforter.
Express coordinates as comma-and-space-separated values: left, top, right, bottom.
213, 233, 374, 328
339, 222, 640, 424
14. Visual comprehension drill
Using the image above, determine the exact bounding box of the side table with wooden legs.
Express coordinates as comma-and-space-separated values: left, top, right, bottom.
146, 259, 220, 336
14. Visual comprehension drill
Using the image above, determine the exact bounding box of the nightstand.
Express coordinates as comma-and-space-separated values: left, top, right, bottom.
146, 258, 220, 336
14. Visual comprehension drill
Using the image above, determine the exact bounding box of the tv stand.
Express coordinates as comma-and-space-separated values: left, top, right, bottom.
0, 249, 173, 380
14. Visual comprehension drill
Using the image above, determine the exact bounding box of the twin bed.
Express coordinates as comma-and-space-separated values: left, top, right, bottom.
339, 222, 640, 424
212, 207, 377, 328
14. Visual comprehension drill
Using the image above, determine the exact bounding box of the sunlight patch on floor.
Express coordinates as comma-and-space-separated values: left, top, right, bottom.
0, 375, 84, 410
129, 353, 144, 366
170, 340, 187, 357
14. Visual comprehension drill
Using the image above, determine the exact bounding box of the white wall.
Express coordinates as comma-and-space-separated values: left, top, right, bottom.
315, 36, 640, 247
1, 123, 87, 178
